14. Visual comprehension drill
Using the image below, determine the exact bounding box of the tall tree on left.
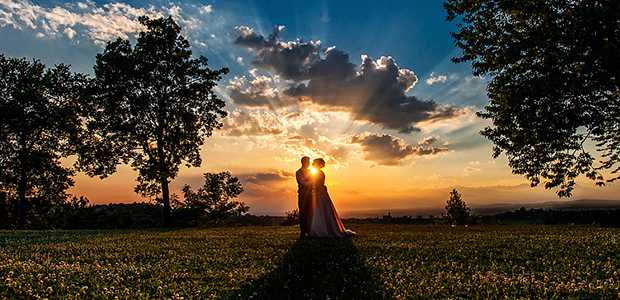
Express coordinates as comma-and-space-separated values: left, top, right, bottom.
81, 16, 228, 227
0, 55, 87, 229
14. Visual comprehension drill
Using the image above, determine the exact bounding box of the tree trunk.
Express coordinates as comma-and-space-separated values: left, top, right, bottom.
17, 137, 29, 229
0, 191, 6, 229
156, 91, 172, 227
162, 178, 171, 227
156, 118, 171, 227
17, 176, 28, 230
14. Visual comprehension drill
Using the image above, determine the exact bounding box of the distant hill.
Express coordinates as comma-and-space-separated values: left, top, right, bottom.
341, 199, 620, 219
470, 199, 620, 215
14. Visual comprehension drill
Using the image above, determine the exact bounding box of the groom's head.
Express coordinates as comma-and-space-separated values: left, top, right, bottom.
301, 156, 310, 168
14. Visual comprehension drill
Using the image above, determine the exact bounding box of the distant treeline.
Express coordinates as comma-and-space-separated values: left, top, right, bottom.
4, 201, 617, 230
493, 207, 620, 228
0, 198, 282, 230
347, 208, 620, 228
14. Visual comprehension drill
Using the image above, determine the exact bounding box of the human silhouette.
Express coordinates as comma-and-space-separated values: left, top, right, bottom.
295, 156, 313, 239
308, 158, 355, 238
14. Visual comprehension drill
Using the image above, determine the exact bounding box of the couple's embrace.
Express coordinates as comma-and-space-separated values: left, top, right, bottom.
296, 156, 356, 239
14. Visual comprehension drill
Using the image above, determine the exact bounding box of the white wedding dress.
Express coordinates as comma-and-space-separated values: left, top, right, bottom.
308, 170, 356, 238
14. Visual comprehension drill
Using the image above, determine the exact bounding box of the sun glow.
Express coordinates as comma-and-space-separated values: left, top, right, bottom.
310, 167, 317, 174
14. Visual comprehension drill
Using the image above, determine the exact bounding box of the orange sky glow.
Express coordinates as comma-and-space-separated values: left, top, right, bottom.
3, 0, 619, 217
68, 104, 620, 217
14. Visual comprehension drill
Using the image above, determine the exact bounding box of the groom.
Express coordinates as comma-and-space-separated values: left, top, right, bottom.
296, 156, 313, 239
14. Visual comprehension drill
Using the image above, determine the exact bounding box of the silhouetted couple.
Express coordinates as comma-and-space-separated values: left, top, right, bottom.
296, 156, 356, 239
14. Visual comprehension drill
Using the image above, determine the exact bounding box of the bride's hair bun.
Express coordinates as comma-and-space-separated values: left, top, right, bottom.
313, 158, 326, 168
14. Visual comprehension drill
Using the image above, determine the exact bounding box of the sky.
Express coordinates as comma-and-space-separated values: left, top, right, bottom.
2, 0, 619, 217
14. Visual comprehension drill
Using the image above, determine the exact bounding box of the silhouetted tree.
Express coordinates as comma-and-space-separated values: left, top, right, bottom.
281, 208, 300, 226
82, 16, 228, 226
0, 55, 86, 229
443, 189, 471, 225
178, 172, 248, 226
445, 0, 620, 197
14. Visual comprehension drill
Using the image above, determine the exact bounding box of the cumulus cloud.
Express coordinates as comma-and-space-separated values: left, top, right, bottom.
220, 109, 285, 136
426, 72, 447, 85
63, 27, 76, 38
464, 167, 482, 172
233, 25, 321, 80
418, 135, 440, 146
244, 169, 294, 185
231, 26, 465, 133
199, 5, 212, 14
226, 69, 296, 109
0, 0, 195, 46
349, 132, 449, 166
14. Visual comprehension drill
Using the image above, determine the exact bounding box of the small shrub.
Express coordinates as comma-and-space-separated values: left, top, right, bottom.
281, 209, 299, 226
443, 189, 472, 225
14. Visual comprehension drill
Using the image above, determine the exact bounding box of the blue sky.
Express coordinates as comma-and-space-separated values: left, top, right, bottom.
2, 0, 618, 216
0, 0, 464, 85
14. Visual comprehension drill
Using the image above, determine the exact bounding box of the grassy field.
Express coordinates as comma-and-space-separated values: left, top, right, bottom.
1, 224, 619, 299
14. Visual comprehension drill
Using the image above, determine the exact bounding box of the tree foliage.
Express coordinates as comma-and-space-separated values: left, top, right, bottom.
82, 16, 228, 226
444, 0, 620, 196
443, 189, 471, 225
281, 208, 300, 226
177, 171, 248, 226
0, 54, 86, 229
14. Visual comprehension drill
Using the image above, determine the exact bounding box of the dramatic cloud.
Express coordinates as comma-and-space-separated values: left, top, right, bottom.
426, 72, 447, 85
231, 26, 465, 133
350, 132, 449, 166
220, 109, 285, 136
233, 25, 321, 80
226, 69, 295, 109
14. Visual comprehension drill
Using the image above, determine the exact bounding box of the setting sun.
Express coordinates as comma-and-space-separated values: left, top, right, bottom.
6, 0, 618, 221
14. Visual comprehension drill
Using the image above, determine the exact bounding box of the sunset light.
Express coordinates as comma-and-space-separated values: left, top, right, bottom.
2, 0, 619, 220
3, 0, 620, 298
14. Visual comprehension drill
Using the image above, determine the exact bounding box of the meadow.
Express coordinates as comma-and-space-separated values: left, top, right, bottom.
1, 224, 619, 299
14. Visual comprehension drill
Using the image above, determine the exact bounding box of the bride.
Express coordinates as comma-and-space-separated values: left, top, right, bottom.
308, 158, 356, 238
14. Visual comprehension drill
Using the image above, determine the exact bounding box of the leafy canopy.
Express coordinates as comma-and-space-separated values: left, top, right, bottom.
445, 0, 620, 196
0, 54, 86, 229
82, 16, 228, 225
178, 172, 248, 225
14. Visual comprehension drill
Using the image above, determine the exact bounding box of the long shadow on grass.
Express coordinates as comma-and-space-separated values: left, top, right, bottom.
224, 237, 391, 300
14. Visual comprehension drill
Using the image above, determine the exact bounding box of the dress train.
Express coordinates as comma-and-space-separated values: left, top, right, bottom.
308, 171, 355, 238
